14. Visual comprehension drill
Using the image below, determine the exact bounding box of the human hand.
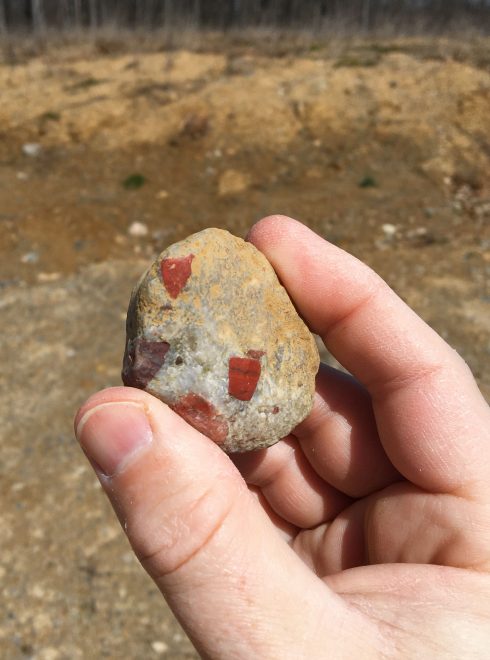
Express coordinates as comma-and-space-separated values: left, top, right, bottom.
75, 216, 490, 659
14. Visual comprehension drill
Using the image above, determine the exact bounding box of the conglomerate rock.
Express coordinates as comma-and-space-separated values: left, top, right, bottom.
122, 228, 319, 453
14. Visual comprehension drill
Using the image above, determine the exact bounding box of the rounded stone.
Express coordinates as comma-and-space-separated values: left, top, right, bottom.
122, 228, 319, 453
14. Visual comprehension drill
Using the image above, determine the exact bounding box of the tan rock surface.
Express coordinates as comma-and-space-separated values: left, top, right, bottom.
123, 229, 320, 452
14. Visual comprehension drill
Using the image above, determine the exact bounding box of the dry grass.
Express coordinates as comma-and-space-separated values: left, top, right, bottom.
1, 23, 489, 69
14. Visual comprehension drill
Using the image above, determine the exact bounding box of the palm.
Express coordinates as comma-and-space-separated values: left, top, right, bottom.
298, 478, 490, 571
326, 562, 490, 655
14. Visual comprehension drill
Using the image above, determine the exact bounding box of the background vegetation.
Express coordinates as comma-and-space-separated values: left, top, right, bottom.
0, 0, 489, 35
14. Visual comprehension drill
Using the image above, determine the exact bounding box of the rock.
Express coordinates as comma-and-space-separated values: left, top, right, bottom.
218, 169, 250, 196
381, 223, 397, 237
122, 228, 319, 453
128, 221, 148, 237
37, 272, 61, 283
20, 251, 39, 264
151, 641, 168, 655
22, 143, 42, 157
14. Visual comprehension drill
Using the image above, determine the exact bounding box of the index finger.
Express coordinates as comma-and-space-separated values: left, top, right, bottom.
248, 216, 490, 495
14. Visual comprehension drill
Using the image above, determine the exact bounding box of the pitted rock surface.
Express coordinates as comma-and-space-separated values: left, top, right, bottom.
122, 228, 319, 453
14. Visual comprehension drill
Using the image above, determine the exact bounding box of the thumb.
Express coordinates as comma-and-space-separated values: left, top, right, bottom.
75, 387, 371, 658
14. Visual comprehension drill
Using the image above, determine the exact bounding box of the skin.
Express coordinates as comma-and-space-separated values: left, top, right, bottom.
75, 216, 490, 659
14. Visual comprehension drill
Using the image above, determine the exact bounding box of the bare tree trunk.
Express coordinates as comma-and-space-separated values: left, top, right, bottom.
32, 0, 46, 32
361, 0, 372, 32
100, 0, 117, 27
143, 0, 155, 27
192, 0, 201, 28
60, 0, 70, 28
163, 0, 178, 29
73, 0, 82, 27
89, 0, 98, 31
162, 0, 176, 48
134, 0, 145, 26
163, 0, 170, 27
0, 0, 7, 35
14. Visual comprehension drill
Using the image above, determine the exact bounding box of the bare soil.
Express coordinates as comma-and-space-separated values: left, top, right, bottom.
1, 36, 489, 659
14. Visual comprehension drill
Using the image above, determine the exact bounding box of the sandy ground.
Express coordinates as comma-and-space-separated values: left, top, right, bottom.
1, 36, 489, 659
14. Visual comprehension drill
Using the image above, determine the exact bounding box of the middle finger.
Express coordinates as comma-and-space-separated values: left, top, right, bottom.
296, 364, 401, 498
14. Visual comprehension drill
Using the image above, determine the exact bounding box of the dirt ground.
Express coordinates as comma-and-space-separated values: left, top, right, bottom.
1, 35, 489, 659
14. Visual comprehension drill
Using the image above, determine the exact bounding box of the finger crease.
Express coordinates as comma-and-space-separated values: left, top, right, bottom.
256, 449, 297, 490
369, 361, 447, 400
138, 486, 237, 580
322, 281, 384, 343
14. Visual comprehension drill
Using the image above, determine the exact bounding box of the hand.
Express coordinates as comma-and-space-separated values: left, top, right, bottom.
75, 216, 490, 659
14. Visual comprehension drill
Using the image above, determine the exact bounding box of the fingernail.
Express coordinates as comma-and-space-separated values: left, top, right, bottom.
76, 402, 152, 476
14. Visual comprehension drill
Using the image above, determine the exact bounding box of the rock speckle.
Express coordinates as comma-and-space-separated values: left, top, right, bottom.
122, 228, 319, 452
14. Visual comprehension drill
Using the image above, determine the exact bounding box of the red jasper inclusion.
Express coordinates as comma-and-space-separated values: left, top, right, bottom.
228, 356, 261, 401
160, 254, 194, 298
122, 338, 170, 389
246, 349, 265, 359
172, 393, 228, 444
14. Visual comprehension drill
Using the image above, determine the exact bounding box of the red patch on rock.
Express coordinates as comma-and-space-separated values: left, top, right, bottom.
160, 254, 194, 298
272, 406, 280, 414
122, 338, 170, 389
172, 393, 228, 444
246, 349, 265, 359
228, 357, 261, 401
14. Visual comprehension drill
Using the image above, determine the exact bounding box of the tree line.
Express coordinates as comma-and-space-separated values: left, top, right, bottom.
0, 1, 489, 34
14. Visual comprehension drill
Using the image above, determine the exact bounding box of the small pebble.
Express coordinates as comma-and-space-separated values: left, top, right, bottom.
21, 251, 39, 264
128, 221, 149, 237
22, 143, 42, 157
37, 272, 61, 283
382, 223, 397, 237
151, 641, 168, 655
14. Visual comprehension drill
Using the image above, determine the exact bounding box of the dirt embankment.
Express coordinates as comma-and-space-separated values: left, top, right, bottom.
0, 38, 489, 659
